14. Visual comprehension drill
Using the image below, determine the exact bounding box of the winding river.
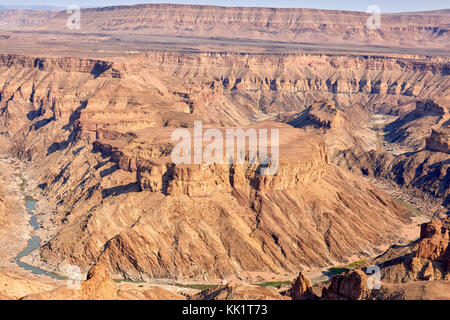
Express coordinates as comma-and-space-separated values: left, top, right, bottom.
14, 196, 63, 280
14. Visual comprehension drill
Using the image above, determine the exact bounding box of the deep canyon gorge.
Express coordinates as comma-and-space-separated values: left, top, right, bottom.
0, 3, 448, 300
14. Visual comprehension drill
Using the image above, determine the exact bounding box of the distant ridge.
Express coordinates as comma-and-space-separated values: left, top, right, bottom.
0, 3, 449, 55
0, 5, 64, 10
79, 3, 450, 14
36, 3, 450, 50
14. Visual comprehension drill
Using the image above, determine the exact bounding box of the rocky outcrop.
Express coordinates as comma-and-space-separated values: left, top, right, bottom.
315, 218, 450, 300
382, 100, 448, 151
374, 218, 449, 284
426, 130, 450, 154
190, 283, 288, 300
415, 218, 450, 274
415, 100, 446, 116
335, 148, 450, 211
16, 262, 185, 300
282, 101, 341, 130
290, 272, 318, 300
321, 269, 372, 300
374, 218, 450, 283
335, 98, 449, 211
0, 267, 60, 300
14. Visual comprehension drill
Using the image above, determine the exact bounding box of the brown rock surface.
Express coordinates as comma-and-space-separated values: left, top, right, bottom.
368, 218, 449, 283
0, 48, 437, 282
321, 269, 372, 300
190, 283, 288, 300
290, 272, 318, 300
426, 130, 450, 154
335, 99, 450, 212
416, 218, 449, 266
315, 218, 450, 300
0, 268, 59, 300
22, 263, 118, 300
0, 3, 448, 300
1, 5, 449, 56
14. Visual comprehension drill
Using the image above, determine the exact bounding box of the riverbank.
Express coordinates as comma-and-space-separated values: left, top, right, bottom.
0, 157, 31, 267
0, 157, 62, 298
14, 196, 63, 280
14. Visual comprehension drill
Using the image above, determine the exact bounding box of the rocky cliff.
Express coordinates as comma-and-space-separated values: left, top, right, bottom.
426, 130, 450, 154
0, 3, 449, 300
0, 50, 446, 281
287, 218, 449, 300
335, 99, 449, 212
318, 217, 450, 300
6, 5, 449, 51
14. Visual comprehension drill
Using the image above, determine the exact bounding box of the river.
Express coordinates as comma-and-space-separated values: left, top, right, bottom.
13, 196, 63, 280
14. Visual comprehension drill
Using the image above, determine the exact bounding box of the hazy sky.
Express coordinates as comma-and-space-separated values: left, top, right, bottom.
0, 0, 448, 13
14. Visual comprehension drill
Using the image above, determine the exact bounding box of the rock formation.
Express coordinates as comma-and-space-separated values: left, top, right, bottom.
19, 262, 185, 300
2, 5, 449, 52
0, 4, 448, 300
281, 101, 341, 130
321, 269, 373, 300
313, 218, 450, 300
290, 272, 318, 300
190, 283, 288, 300
335, 99, 449, 212
0, 49, 429, 281
426, 130, 449, 154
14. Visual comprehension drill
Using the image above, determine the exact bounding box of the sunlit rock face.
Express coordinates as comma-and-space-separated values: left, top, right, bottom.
0, 4, 448, 290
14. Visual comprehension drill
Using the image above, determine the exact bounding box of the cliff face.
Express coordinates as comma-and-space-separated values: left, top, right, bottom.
317, 218, 450, 300
335, 99, 450, 211
14, 5, 450, 50
2, 51, 447, 156
1, 4, 448, 299
31, 121, 412, 281
426, 130, 450, 154
1, 5, 450, 58
0, 9, 58, 28
92, 124, 328, 197
0, 51, 425, 281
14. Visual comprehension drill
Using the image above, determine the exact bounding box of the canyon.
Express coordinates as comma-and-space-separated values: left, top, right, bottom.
0, 3, 448, 300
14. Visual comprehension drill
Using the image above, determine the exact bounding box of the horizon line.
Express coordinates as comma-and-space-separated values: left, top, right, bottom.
0, 3, 449, 14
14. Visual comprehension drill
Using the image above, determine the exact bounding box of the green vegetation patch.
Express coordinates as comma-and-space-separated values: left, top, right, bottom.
327, 259, 367, 276
24, 195, 37, 202
327, 267, 350, 275
113, 278, 145, 284
174, 283, 219, 291
14, 173, 27, 192
254, 281, 292, 289
391, 196, 421, 215
346, 260, 367, 269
